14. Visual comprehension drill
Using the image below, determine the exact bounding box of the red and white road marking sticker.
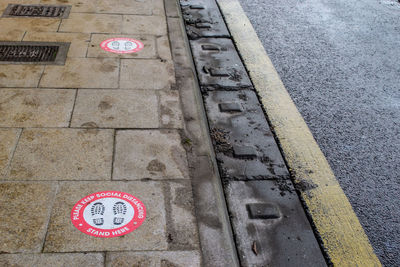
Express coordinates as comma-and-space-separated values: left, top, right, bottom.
71, 191, 146, 238
100, 38, 144, 54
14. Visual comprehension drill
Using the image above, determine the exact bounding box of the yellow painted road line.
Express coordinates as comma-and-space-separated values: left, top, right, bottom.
217, 0, 381, 266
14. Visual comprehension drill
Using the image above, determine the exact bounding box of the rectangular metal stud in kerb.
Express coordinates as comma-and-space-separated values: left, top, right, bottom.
189, 5, 204, 9
195, 22, 212, 29
246, 203, 280, 219
201, 44, 220, 51
209, 68, 229, 77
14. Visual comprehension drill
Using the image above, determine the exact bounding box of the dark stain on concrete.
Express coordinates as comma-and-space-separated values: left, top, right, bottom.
146, 159, 166, 172
98, 100, 112, 111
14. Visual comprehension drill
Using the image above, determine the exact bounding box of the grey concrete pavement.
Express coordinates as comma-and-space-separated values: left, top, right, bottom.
238, 0, 400, 265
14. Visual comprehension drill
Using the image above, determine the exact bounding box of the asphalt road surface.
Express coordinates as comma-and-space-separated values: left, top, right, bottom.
238, 0, 400, 265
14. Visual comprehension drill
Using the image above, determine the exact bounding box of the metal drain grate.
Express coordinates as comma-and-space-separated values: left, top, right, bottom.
0, 42, 70, 65
2, 4, 71, 18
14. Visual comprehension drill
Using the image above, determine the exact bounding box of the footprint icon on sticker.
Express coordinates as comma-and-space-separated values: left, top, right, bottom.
111, 41, 120, 50
113, 201, 127, 225
91, 202, 105, 226
124, 41, 133, 51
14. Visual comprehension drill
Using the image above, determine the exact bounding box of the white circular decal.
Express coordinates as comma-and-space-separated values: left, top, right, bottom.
71, 191, 146, 238
100, 38, 144, 54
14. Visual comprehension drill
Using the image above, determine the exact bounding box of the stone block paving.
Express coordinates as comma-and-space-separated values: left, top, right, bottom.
0, 0, 200, 265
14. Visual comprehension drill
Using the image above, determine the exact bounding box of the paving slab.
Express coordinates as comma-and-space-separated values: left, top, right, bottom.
113, 130, 189, 179
0, 17, 60, 32
165, 0, 180, 18
0, 28, 24, 41
23, 32, 91, 58
39, 0, 96, 13
166, 180, 199, 250
43, 181, 167, 252
157, 35, 173, 60
0, 182, 56, 253
0, 253, 104, 267
0, 65, 43, 88
59, 13, 122, 33
7, 128, 113, 181
120, 59, 175, 90
96, 0, 153, 15
152, 0, 165, 16
0, 89, 75, 127
71, 89, 159, 128
106, 251, 201, 267
159, 90, 184, 129
168, 17, 193, 68
88, 34, 157, 59
40, 58, 119, 88
0, 129, 20, 177
123, 15, 167, 35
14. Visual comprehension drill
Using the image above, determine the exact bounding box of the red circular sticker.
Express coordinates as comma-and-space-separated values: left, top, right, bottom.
100, 38, 144, 54
71, 191, 146, 238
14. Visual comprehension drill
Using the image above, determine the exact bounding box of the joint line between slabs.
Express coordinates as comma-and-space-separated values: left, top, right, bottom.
40, 182, 60, 253
36, 65, 46, 88
110, 129, 116, 180
68, 89, 78, 128
3, 128, 23, 179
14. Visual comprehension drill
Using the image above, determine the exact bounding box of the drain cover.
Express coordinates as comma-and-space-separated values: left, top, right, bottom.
0, 42, 70, 65
2, 4, 71, 18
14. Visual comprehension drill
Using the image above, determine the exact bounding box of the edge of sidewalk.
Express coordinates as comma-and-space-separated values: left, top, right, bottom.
164, 0, 240, 266
216, 0, 382, 266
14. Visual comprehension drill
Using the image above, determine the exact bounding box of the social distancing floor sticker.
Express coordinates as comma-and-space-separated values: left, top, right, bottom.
71, 191, 146, 238
100, 38, 144, 54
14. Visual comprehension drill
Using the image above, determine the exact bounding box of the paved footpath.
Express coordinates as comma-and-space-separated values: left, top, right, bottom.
0, 0, 380, 266
0, 0, 239, 266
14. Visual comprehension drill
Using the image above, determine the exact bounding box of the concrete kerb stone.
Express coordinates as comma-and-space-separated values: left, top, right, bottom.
162, 180, 199, 250
156, 35, 173, 60
165, 0, 180, 18
166, 1, 240, 265
190, 156, 239, 266
167, 13, 213, 155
